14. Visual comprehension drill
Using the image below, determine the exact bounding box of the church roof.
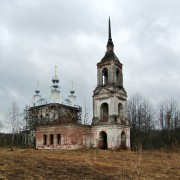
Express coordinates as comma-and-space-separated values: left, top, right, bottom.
34, 97, 74, 107
101, 51, 119, 62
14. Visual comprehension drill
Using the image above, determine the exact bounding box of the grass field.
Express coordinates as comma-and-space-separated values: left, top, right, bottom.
0, 148, 179, 179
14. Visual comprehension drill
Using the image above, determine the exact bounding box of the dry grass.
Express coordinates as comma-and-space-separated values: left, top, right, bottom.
0, 148, 179, 180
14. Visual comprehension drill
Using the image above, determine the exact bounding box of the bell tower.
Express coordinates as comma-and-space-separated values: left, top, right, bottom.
92, 17, 128, 125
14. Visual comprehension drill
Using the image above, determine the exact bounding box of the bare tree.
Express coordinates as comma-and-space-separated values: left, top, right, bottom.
0, 121, 3, 130
128, 93, 155, 150
7, 102, 23, 146
156, 99, 180, 148
83, 103, 90, 125
157, 99, 180, 130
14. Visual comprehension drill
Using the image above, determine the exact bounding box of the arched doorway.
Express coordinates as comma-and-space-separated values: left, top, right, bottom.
121, 131, 126, 149
98, 131, 107, 149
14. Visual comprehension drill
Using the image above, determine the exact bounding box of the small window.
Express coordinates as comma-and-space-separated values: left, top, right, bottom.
57, 134, 61, 145
50, 134, 54, 145
116, 68, 120, 83
43, 134, 47, 145
102, 68, 108, 85
118, 103, 122, 117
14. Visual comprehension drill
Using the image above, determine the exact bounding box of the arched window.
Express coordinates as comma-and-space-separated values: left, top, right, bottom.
116, 68, 120, 84
102, 68, 108, 85
101, 103, 109, 122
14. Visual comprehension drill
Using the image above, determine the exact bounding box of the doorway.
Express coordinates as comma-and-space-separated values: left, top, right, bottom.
121, 131, 126, 149
98, 131, 107, 149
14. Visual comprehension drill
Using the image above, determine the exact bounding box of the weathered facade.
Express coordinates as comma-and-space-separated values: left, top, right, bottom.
91, 18, 130, 149
28, 18, 130, 150
36, 124, 92, 150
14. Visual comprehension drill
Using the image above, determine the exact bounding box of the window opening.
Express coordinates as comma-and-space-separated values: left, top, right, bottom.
118, 103, 122, 117
101, 103, 109, 122
50, 134, 54, 145
116, 68, 120, 84
102, 68, 108, 85
43, 134, 47, 145
57, 134, 61, 145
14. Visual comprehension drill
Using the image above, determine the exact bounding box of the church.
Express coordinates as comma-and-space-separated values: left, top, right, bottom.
27, 18, 130, 150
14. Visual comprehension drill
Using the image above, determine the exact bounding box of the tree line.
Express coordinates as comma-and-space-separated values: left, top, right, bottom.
128, 93, 180, 151
1, 95, 180, 150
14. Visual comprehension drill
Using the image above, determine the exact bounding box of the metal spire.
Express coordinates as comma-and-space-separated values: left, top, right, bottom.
108, 17, 112, 41
107, 17, 114, 51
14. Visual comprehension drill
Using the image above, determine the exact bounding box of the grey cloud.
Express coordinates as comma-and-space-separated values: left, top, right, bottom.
0, 0, 180, 131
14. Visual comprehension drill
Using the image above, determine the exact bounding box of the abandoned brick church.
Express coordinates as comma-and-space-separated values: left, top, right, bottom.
27, 18, 130, 150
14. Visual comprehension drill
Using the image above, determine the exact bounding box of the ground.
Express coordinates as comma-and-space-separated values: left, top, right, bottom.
0, 148, 179, 180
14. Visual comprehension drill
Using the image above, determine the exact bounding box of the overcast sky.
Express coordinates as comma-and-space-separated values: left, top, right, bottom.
0, 0, 180, 131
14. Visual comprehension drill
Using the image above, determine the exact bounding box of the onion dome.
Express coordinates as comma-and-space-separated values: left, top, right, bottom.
53, 82, 59, 89
52, 75, 59, 83
52, 65, 60, 83
51, 66, 60, 100
35, 88, 40, 95
35, 81, 40, 95
70, 81, 75, 95
68, 81, 76, 105
70, 89, 75, 95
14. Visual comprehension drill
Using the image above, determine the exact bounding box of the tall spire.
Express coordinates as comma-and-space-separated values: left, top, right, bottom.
107, 17, 114, 51
108, 17, 112, 41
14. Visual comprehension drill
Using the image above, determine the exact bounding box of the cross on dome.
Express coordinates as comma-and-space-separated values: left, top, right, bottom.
35, 81, 40, 94
52, 65, 59, 83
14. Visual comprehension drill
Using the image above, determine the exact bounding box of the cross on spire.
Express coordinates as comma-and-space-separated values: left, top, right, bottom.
36, 81, 39, 89
71, 81, 74, 89
54, 65, 58, 76
70, 81, 75, 95
35, 81, 40, 95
